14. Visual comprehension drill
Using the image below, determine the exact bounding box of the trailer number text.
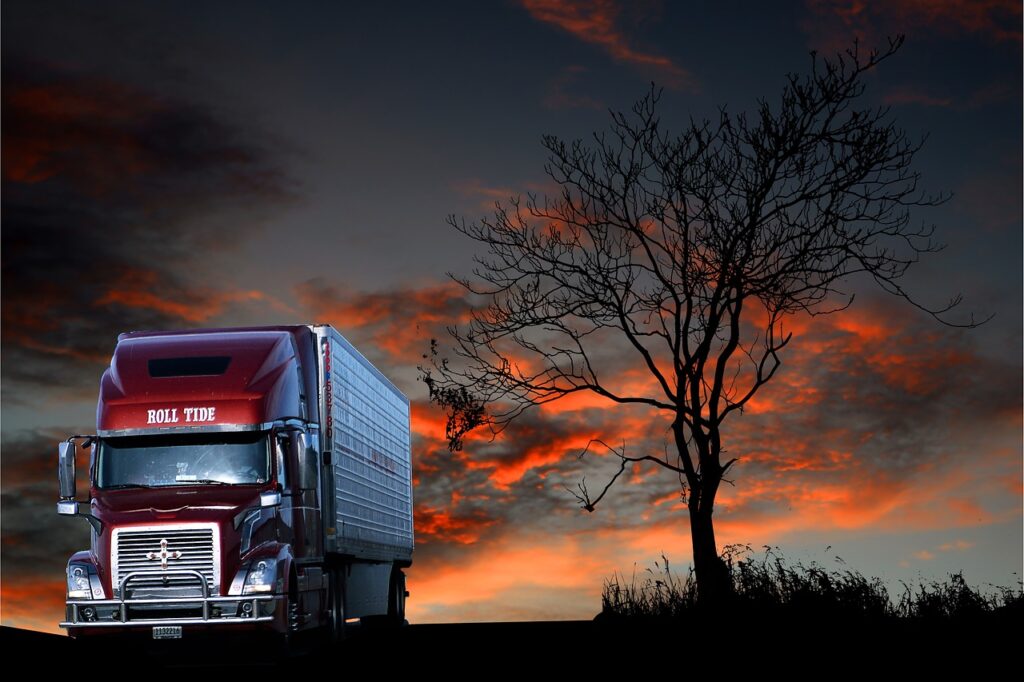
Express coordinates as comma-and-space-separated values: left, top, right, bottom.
146, 407, 217, 424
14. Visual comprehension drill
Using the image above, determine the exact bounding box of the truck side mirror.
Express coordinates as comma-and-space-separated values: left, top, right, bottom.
290, 431, 317, 491
58, 441, 76, 500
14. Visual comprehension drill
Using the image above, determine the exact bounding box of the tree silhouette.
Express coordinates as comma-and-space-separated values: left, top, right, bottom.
420, 36, 983, 603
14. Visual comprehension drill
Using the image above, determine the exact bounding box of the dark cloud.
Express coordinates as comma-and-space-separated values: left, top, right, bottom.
1, 58, 294, 390
802, 0, 1022, 51
1, 429, 92, 585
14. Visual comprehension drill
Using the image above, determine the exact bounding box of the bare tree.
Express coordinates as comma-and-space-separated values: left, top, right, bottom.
420, 36, 984, 603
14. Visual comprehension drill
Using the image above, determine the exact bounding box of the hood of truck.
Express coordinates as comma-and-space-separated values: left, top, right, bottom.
89, 485, 276, 598
97, 329, 307, 434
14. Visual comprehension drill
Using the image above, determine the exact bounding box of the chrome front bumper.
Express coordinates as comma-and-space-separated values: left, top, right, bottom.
60, 570, 281, 629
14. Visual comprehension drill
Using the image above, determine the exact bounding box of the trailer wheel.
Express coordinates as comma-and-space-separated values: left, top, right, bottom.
388, 568, 407, 626
328, 568, 347, 643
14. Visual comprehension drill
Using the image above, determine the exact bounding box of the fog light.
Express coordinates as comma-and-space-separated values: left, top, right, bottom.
241, 602, 253, 617
82, 607, 95, 621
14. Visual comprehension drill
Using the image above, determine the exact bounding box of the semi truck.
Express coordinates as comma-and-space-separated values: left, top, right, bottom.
56, 324, 413, 646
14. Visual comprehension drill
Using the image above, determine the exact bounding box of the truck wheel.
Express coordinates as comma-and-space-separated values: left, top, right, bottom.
328, 569, 347, 643
388, 568, 407, 626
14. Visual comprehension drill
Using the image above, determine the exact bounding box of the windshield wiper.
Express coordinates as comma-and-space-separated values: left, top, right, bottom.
102, 483, 154, 490
179, 479, 231, 485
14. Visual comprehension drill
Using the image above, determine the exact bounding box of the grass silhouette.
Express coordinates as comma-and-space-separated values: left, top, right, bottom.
600, 545, 1022, 624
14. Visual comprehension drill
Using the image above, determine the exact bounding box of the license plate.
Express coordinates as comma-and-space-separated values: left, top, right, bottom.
153, 626, 182, 640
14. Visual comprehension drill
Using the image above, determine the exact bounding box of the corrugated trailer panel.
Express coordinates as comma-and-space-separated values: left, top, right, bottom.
316, 326, 413, 562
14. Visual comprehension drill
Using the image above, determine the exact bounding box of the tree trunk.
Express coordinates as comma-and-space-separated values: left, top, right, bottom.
689, 505, 731, 605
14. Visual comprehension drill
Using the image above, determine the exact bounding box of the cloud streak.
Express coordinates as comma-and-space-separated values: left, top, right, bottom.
519, 0, 695, 90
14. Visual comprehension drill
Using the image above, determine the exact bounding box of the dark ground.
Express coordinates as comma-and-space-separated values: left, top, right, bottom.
3, 614, 1017, 675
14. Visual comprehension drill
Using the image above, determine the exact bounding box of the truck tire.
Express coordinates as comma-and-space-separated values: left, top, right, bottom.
387, 568, 407, 626
328, 568, 347, 643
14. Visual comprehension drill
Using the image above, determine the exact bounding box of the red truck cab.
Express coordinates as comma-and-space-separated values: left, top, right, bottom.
58, 325, 413, 645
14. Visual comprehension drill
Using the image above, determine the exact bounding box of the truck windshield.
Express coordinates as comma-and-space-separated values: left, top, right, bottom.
97, 432, 271, 488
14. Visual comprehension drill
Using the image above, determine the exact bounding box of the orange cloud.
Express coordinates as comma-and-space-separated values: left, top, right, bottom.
0, 579, 67, 635
405, 288, 1017, 530
519, 0, 695, 89
1, 269, 295, 376
902, 538, 977, 565
723, 447, 1016, 536
415, 505, 499, 545
411, 404, 451, 443
947, 497, 991, 523
295, 279, 474, 364
1, 331, 110, 366
744, 301, 977, 400
405, 533, 612, 622
93, 267, 294, 324
482, 432, 596, 490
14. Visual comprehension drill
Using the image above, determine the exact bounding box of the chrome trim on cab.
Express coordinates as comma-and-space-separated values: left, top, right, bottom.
97, 423, 270, 438
97, 420, 315, 438
112, 523, 220, 597
61, 570, 279, 628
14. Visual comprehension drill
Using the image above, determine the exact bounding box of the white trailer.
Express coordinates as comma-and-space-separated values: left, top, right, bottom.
315, 325, 414, 623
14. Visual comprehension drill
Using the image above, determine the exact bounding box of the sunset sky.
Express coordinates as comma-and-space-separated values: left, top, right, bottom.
2, 1, 1021, 634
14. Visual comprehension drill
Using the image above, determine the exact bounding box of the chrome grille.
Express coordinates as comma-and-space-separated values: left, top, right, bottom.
112, 524, 220, 597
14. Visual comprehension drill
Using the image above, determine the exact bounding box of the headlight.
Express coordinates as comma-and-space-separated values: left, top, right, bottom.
242, 558, 279, 594
67, 563, 93, 599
